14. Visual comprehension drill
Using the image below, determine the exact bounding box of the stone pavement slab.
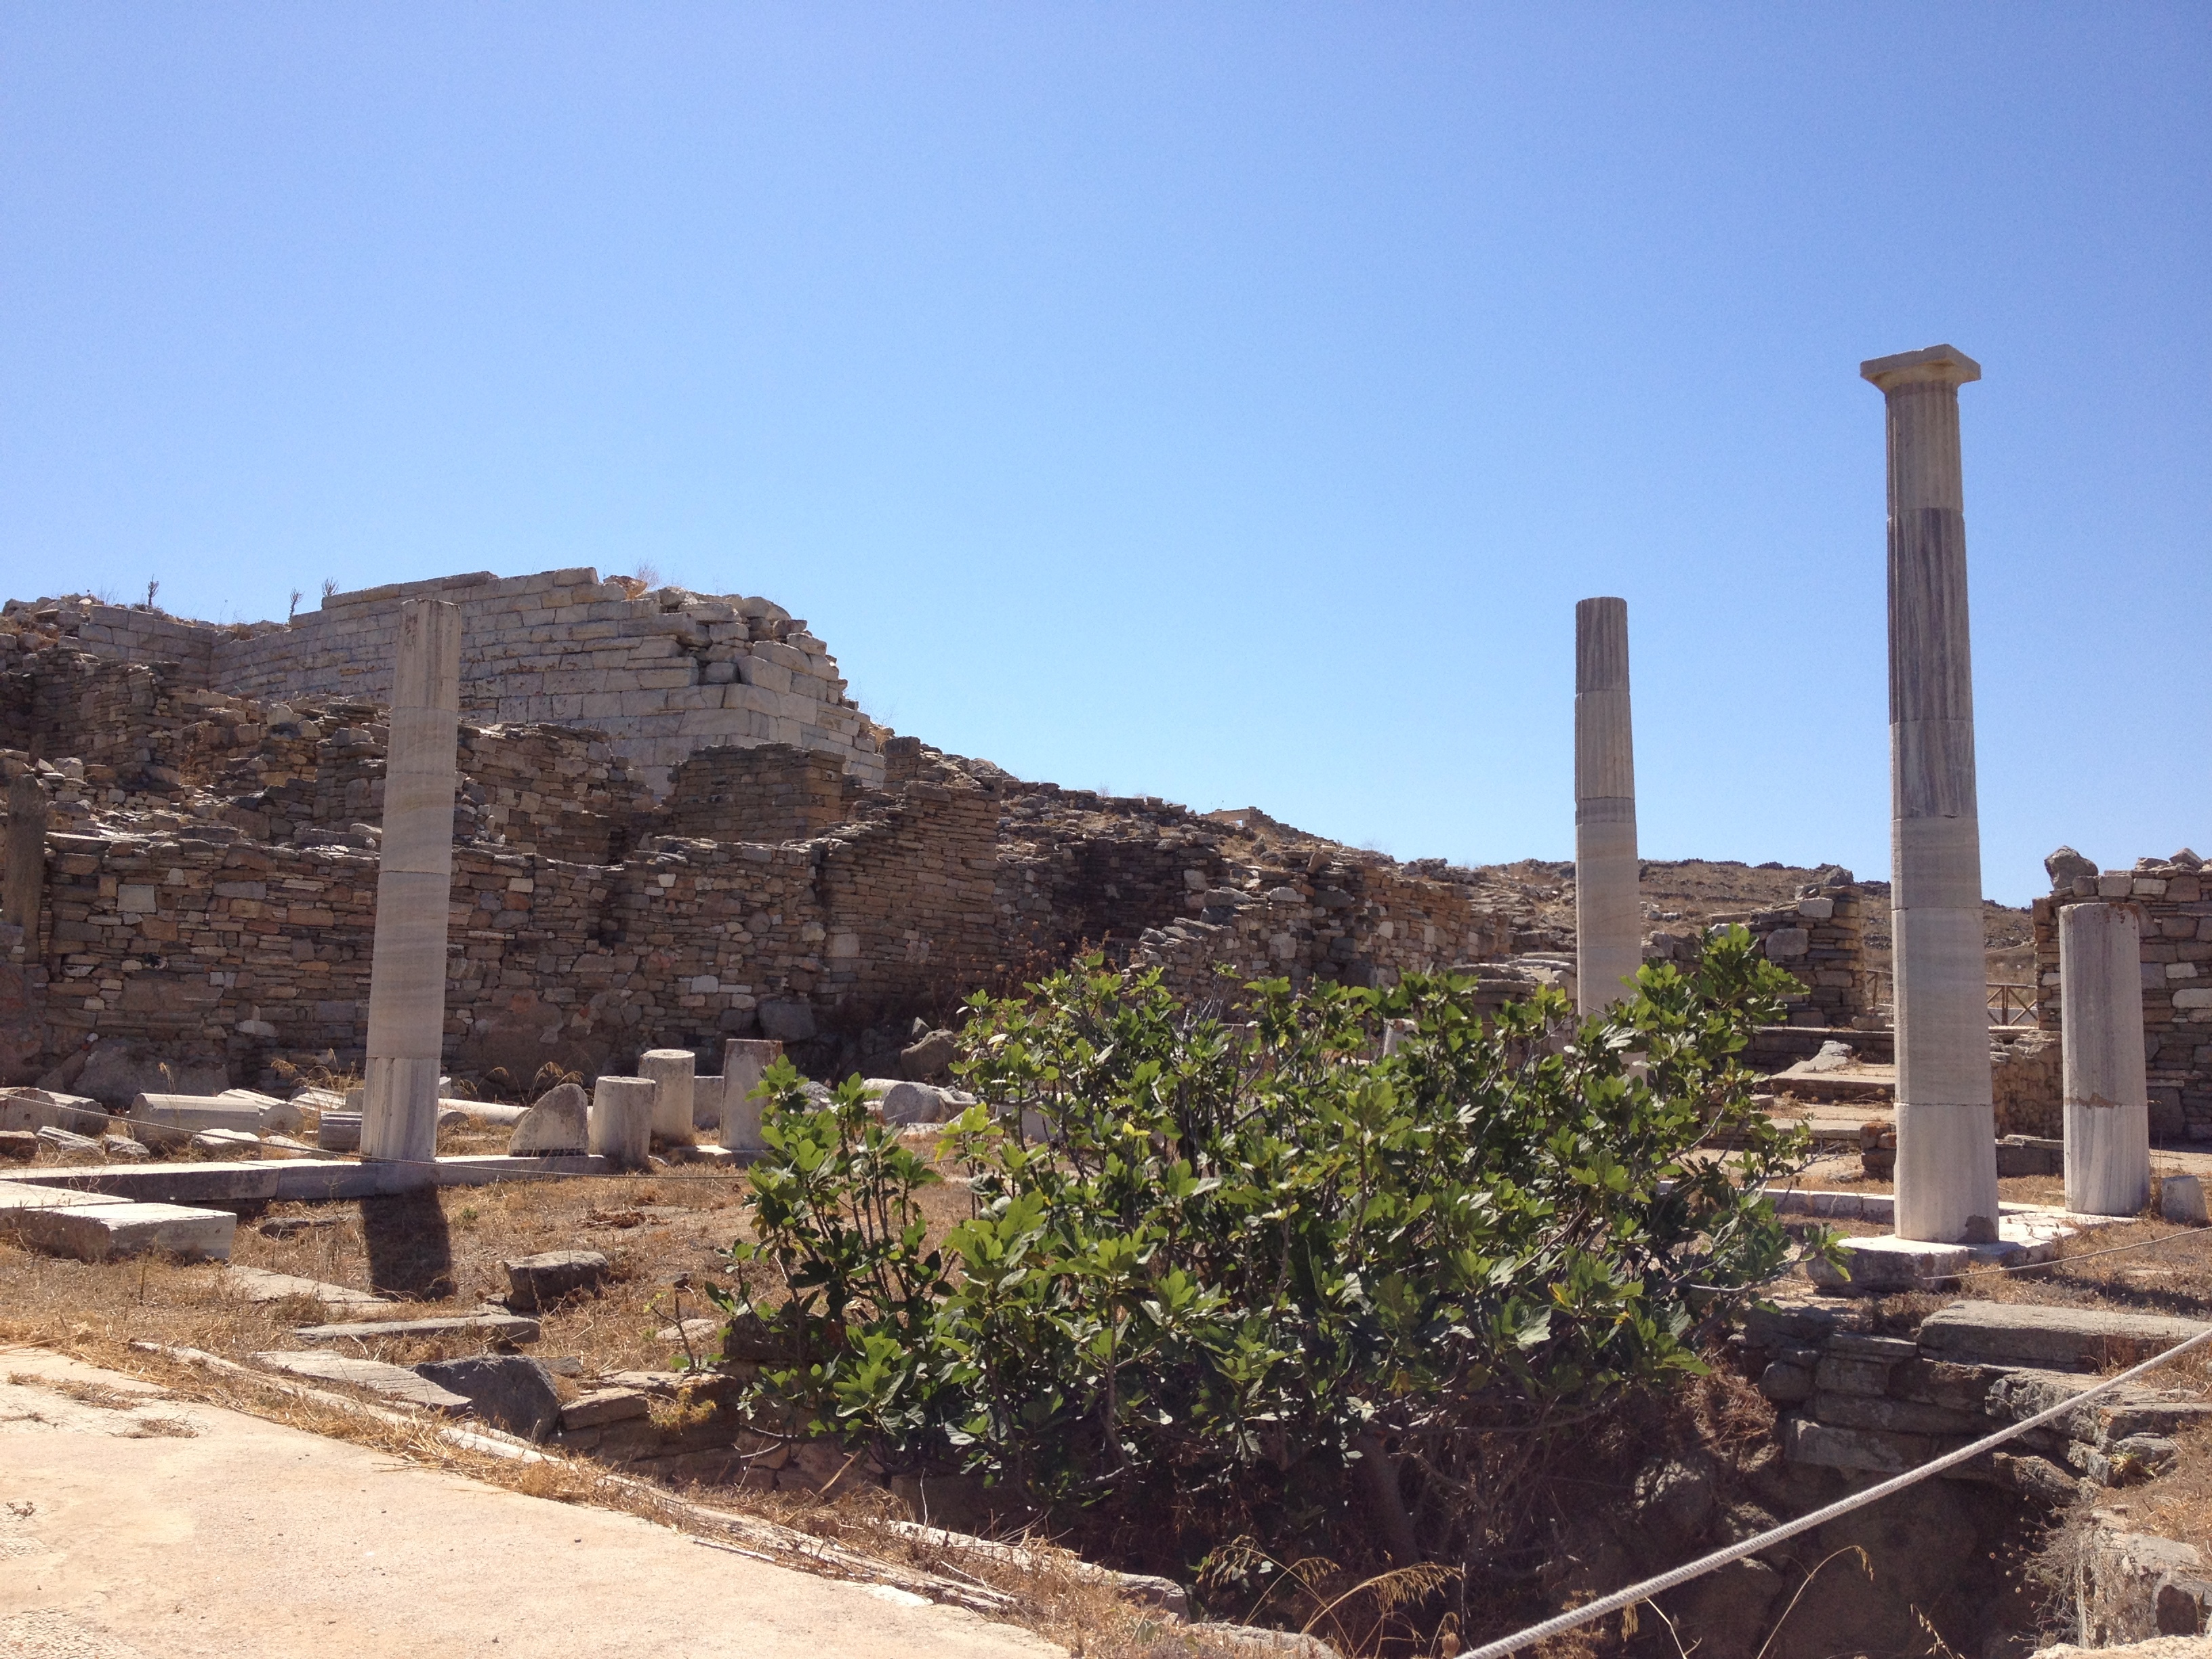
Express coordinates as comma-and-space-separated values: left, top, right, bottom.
0, 1347, 1061, 1659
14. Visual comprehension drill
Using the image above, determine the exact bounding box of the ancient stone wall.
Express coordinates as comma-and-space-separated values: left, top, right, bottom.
665, 743, 856, 845
2, 569, 886, 794
1130, 849, 1517, 1002
1747, 885, 1874, 1028
20, 788, 1006, 1094
2034, 855, 2212, 1139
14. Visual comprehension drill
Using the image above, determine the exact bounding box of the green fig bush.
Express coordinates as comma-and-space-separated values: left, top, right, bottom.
709, 925, 1817, 1597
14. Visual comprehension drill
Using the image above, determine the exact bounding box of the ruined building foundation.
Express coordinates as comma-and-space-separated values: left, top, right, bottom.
1864, 343, 2001, 1245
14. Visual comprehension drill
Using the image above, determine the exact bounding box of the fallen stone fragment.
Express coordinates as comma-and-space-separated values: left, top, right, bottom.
261, 1134, 318, 1157
100, 1133, 151, 1161
259, 1213, 345, 1238
559, 1387, 652, 1430
507, 1083, 589, 1155
865, 1078, 947, 1126
224, 1265, 390, 1311
655, 1317, 722, 1350
36, 1125, 104, 1156
502, 1248, 609, 1311
293, 1311, 541, 1344
2163, 1173, 2208, 1225
413, 1355, 563, 1440
192, 1128, 262, 1155
251, 1350, 472, 1413
0, 1130, 35, 1162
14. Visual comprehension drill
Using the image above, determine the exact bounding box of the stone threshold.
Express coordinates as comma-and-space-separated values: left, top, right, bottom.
2, 1152, 611, 1206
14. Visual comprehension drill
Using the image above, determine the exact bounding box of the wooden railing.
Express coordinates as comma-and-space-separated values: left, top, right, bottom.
1987, 982, 2039, 1027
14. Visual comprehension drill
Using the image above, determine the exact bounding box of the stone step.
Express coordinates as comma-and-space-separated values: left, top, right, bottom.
291, 1311, 541, 1345
251, 1351, 472, 1413
1919, 1302, 2211, 1371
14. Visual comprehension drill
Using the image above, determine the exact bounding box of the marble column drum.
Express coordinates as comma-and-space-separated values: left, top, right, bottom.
1574, 597, 1639, 1016
639, 1048, 697, 1143
361, 599, 463, 1170
2061, 902, 2151, 1217
1863, 344, 2000, 1244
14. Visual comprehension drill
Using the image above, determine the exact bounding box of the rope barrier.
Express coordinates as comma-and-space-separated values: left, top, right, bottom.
1460, 1321, 2212, 1659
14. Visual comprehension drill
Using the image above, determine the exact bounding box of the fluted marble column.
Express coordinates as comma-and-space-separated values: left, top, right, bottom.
1863, 344, 1999, 1244
2061, 901, 2150, 1216
361, 599, 462, 1170
1574, 597, 1639, 1016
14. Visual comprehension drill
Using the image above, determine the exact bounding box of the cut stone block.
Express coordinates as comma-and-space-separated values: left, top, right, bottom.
413, 1355, 562, 1440
1805, 1234, 1970, 1292
316, 1111, 363, 1152
502, 1248, 609, 1311
559, 1387, 651, 1430
9, 1200, 237, 1261
1918, 1301, 2209, 1370
100, 1134, 151, 1161
293, 1311, 541, 1344
37, 1126, 103, 1156
192, 1128, 262, 1155
252, 1350, 471, 1413
224, 1265, 390, 1311
0, 1130, 37, 1162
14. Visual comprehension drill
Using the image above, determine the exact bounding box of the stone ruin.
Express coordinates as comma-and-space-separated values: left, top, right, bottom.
0, 567, 1570, 1101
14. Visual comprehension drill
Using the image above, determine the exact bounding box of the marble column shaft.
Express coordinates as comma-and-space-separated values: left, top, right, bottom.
2061, 902, 2150, 1217
361, 599, 463, 1170
1574, 597, 1639, 1016
4, 774, 49, 947
1863, 344, 2000, 1244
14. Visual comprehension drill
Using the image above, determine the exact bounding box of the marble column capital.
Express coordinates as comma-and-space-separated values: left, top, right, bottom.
1861, 344, 1982, 393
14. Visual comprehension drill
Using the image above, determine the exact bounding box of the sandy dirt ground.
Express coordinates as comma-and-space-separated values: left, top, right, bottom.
0, 1345, 1062, 1659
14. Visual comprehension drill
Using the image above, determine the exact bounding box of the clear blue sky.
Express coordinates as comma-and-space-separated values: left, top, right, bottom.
3, 6, 2205, 904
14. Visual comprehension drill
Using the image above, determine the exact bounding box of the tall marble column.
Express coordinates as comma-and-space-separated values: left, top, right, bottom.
1574, 597, 1639, 1016
2061, 901, 2150, 1216
1862, 344, 1999, 1244
361, 599, 462, 1170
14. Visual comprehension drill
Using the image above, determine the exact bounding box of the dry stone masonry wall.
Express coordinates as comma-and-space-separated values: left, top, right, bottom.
3, 569, 886, 794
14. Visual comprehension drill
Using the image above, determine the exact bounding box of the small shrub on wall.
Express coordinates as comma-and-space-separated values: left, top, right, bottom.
711, 927, 1814, 1595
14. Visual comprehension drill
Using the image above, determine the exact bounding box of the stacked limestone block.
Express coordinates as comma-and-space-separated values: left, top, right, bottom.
2034, 853, 2212, 1139
7, 569, 886, 794
1748, 884, 1873, 1028
665, 743, 855, 844
1130, 851, 1515, 1001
